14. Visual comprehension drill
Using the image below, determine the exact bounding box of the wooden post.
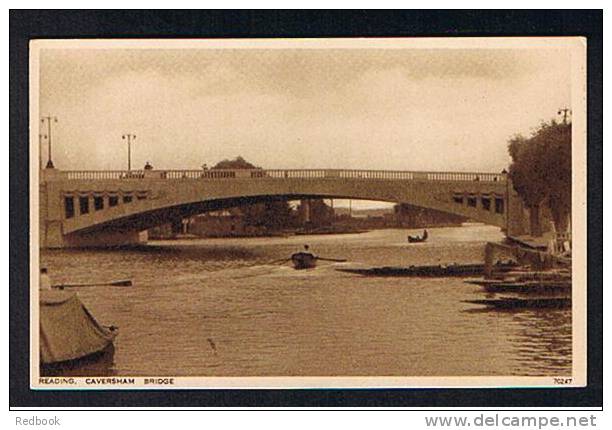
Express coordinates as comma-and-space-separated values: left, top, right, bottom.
484, 242, 495, 278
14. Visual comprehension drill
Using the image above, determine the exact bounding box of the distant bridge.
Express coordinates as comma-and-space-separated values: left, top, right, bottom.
39, 168, 527, 248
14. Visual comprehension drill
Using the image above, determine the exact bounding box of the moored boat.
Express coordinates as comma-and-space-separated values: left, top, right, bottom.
483, 282, 570, 294
40, 290, 117, 373
463, 296, 571, 309
336, 261, 518, 277
466, 279, 571, 294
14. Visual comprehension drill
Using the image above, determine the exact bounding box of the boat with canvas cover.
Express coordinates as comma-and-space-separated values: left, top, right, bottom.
39, 290, 117, 373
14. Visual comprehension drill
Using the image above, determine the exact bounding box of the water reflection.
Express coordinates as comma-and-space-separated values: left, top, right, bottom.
509, 309, 572, 375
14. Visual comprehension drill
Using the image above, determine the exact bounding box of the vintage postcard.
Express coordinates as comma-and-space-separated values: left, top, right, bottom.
30, 37, 587, 389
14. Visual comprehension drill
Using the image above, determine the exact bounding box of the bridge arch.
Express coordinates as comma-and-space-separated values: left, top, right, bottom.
39, 169, 526, 248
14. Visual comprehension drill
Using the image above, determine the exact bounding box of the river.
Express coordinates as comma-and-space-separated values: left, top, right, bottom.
40, 225, 571, 377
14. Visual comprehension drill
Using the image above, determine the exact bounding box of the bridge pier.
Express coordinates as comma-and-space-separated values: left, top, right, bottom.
298, 199, 311, 224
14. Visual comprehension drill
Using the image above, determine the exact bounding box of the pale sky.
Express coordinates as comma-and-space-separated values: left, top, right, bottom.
38, 46, 571, 175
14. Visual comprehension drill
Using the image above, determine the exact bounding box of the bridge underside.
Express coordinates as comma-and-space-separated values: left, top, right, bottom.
61, 195, 357, 247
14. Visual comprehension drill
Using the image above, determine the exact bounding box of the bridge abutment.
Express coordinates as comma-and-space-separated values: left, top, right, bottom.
61, 230, 148, 248
42, 221, 148, 249
505, 177, 528, 237
39, 168, 149, 248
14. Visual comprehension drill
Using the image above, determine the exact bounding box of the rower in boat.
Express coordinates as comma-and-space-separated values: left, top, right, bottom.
408, 229, 428, 243
291, 245, 317, 270
289, 245, 348, 270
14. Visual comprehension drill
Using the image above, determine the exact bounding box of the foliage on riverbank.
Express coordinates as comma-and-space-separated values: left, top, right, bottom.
508, 119, 571, 234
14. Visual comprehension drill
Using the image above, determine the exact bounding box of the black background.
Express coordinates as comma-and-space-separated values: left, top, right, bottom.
9, 10, 603, 408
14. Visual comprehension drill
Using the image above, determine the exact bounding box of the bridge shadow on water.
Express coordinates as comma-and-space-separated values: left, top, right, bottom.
44, 243, 263, 262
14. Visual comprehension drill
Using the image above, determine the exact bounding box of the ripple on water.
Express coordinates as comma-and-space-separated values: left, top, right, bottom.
40, 226, 571, 377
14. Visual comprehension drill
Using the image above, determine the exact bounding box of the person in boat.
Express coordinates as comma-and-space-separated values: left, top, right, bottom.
40, 267, 52, 290
297, 244, 315, 258
290, 245, 317, 269
408, 230, 428, 242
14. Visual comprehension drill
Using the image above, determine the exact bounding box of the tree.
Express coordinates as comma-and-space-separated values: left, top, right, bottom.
507, 120, 571, 235
212, 156, 258, 170
307, 199, 334, 227
535, 121, 572, 232
211, 156, 294, 231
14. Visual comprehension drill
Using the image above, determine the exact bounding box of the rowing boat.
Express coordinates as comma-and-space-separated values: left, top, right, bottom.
467, 279, 571, 293
464, 296, 571, 309
291, 252, 317, 270
336, 261, 518, 277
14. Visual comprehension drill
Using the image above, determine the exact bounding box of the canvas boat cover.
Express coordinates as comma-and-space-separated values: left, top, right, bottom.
40, 290, 116, 364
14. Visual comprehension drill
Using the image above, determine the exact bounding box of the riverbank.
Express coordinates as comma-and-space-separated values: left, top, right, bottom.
150, 223, 474, 240
151, 227, 370, 240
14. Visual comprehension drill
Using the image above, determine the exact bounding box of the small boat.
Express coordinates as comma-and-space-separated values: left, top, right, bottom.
288, 245, 347, 270
407, 229, 428, 243
464, 296, 571, 309
336, 261, 518, 277
481, 281, 570, 294
40, 290, 118, 374
467, 277, 570, 288
500, 270, 571, 282
291, 252, 318, 270
470, 279, 570, 292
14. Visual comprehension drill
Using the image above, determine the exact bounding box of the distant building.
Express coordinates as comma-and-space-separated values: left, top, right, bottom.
148, 218, 186, 239
395, 204, 466, 228
188, 211, 247, 237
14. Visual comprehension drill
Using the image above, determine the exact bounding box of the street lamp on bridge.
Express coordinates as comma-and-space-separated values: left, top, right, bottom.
38, 133, 47, 170
558, 108, 571, 124
41, 115, 57, 169
122, 133, 136, 170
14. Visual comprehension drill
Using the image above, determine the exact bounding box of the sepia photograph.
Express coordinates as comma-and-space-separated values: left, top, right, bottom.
29, 37, 586, 390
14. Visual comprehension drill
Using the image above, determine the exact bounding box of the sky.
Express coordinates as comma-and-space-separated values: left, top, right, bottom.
38, 46, 571, 208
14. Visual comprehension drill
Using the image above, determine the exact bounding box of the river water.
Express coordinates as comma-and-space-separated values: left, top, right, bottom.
40, 225, 571, 377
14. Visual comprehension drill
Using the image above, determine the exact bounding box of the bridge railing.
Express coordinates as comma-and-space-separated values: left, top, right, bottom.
61, 169, 506, 182
64, 170, 140, 180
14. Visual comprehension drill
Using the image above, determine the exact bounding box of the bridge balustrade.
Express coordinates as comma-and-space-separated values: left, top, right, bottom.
61, 169, 505, 182
65, 170, 137, 180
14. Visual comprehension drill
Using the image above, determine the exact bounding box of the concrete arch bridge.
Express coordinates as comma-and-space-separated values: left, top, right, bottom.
39, 168, 527, 248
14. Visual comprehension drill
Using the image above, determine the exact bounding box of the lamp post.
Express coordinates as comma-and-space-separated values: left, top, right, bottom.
122, 134, 136, 170
41, 116, 57, 168
38, 133, 47, 170
557, 108, 571, 124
